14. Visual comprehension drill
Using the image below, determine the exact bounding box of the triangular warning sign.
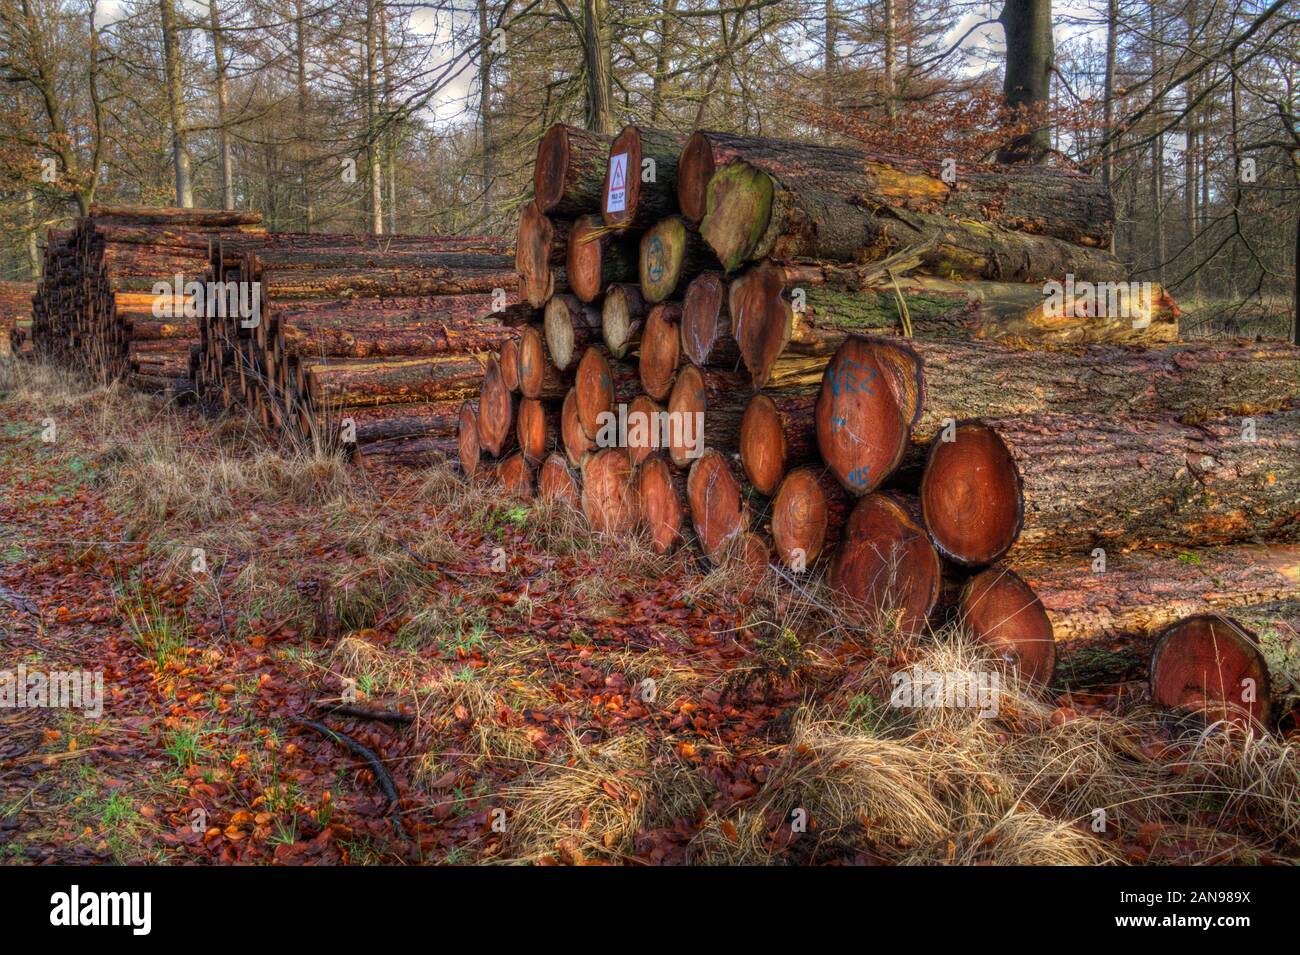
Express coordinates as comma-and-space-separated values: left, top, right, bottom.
610, 162, 624, 190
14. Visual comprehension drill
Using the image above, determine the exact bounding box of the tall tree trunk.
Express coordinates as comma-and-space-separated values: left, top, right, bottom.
997, 0, 1054, 163
24, 188, 40, 279
477, 0, 494, 219
1101, 0, 1116, 195
295, 0, 312, 230
209, 0, 234, 209
823, 0, 837, 111
159, 0, 193, 207
883, 0, 896, 118
364, 0, 383, 233
1149, 0, 1164, 282
649, 0, 677, 123
583, 0, 613, 134
381, 9, 397, 234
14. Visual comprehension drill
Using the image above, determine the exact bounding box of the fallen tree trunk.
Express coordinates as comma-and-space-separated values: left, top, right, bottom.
535, 124, 612, 217
677, 130, 1113, 246
701, 161, 1129, 280
920, 410, 1300, 566
602, 126, 686, 231
567, 215, 637, 302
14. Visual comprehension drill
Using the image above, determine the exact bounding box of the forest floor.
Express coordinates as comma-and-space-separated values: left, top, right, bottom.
1, 357, 1298, 866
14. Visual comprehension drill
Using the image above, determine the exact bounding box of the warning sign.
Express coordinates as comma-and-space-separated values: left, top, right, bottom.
606, 152, 628, 214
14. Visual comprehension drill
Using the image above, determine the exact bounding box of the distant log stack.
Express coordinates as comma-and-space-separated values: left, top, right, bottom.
0, 281, 35, 358
197, 232, 519, 465
31, 206, 268, 396
462, 122, 1300, 726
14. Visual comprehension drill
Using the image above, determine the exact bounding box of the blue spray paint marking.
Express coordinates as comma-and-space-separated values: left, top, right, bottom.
646, 236, 666, 282
847, 466, 871, 486
828, 358, 877, 433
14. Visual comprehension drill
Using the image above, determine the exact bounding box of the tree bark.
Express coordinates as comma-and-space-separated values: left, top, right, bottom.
997, 0, 1054, 163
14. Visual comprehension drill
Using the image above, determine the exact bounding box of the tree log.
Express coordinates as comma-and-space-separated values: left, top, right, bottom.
601, 283, 645, 359
516, 201, 569, 308
638, 302, 682, 401
639, 216, 719, 304
538, 452, 581, 506
477, 355, 517, 456
687, 449, 748, 560
544, 293, 602, 371
635, 453, 687, 554
305, 354, 484, 408
957, 567, 1057, 686
535, 124, 612, 217
814, 337, 912, 495
458, 401, 480, 477
517, 324, 568, 400
567, 215, 637, 302
602, 126, 685, 230
1150, 614, 1272, 728
681, 272, 738, 367
561, 387, 594, 467
582, 448, 636, 533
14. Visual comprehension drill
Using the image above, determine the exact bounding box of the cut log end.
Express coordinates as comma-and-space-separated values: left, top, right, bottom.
478, 356, 515, 457
1151, 614, 1273, 728
516, 202, 559, 308
639, 216, 688, 304
561, 387, 593, 467
601, 283, 644, 360
959, 567, 1057, 686
920, 421, 1023, 567
677, 131, 717, 225
771, 466, 829, 569
728, 262, 790, 389
499, 337, 521, 393
687, 449, 746, 560
739, 393, 787, 496
542, 295, 583, 372
830, 494, 941, 637
517, 397, 548, 464
457, 401, 480, 478
535, 124, 574, 214
498, 452, 535, 498
626, 394, 664, 467
582, 448, 636, 534
666, 363, 706, 468
699, 161, 773, 272
538, 452, 580, 506
635, 453, 684, 554
681, 272, 726, 366
639, 303, 681, 401
517, 324, 560, 400
567, 215, 609, 303
815, 336, 910, 496
575, 346, 615, 439
602, 127, 644, 230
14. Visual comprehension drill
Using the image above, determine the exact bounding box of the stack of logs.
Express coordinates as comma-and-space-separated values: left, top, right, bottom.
0, 281, 35, 358
196, 231, 522, 464
466, 122, 1300, 728
30, 206, 268, 395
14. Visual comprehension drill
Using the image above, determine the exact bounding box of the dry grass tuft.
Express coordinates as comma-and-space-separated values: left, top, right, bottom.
906, 809, 1118, 866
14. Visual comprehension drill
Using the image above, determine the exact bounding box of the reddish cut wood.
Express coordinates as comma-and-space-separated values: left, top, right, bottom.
687, 449, 747, 560
728, 261, 790, 389
739, 394, 787, 495
567, 214, 635, 302
517, 397, 552, 464
639, 302, 681, 401
666, 363, 708, 467
582, 448, 636, 534
457, 401, 480, 477
635, 453, 685, 554
575, 346, 616, 438
681, 272, 729, 366
1150, 614, 1272, 728
626, 394, 665, 467
920, 421, 1023, 567
516, 201, 567, 308
476, 355, 516, 456
770, 466, 835, 569
498, 453, 535, 498
815, 336, 911, 496
829, 494, 941, 636
538, 452, 580, 506
516, 324, 566, 400
534, 124, 611, 217
561, 387, 594, 466
958, 567, 1057, 686
602, 126, 684, 230
499, 337, 521, 392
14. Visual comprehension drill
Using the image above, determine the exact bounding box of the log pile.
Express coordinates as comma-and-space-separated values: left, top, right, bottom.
30, 206, 268, 395
196, 231, 521, 464
0, 281, 35, 358
465, 122, 1300, 730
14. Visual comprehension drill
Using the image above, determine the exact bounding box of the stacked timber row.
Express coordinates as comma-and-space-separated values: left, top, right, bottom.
0, 281, 36, 358
469, 123, 1300, 729
30, 206, 267, 395
196, 232, 521, 465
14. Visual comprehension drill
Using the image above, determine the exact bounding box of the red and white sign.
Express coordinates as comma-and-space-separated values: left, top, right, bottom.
606, 152, 628, 214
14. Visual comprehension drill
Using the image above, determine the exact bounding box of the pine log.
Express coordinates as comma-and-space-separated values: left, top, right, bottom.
681, 272, 738, 367
516, 324, 568, 400
602, 126, 686, 231
665, 364, 746, 467
770, 466, 849, 569
638, 302, 682, 401
458, 402, 481, 477
601, 283, 645, 359
538, 452, 581, 506
921, 411, 1300, 566
639, 216, 719, 304
499, 337, 522, 392
814, 337, 912, 495
738, 389, 819, 495
687, 448, 748, 560
305, 354, 484, 408
958, 567, 1057, 686
567, 215, 637, 302
1150, 614, 1273, 728
477, 355, 517, 456
561, 387, 595, 467
535, 124, 613, 217
582, 448, 637, 534
701, 160, 1129, 280
829, 493, 942, 637
635, 453, 688, 554
543, 293, 602, 371
517, 201, 569, 308
625, 394, 665, 467
498, 452, 535, 498
518, 396, 560, 464
677, 130, 1113, 245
